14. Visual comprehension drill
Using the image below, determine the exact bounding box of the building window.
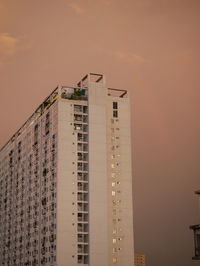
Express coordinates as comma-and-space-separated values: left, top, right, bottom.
113, 111, 118, 118
112, 200, 116, 206
74, 105, 82, 112
113, 102, 118, 109
112, 182, 116, 187
113, 229, 117, 234
113, 257, 117, 263
112, 191, 116, 196
112, 209, 117, 215
112, 238, 117, 244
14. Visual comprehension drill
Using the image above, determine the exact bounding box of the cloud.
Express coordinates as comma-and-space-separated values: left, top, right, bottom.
68, 2, 84, 14
0, 33, 20, 57
113, 51, 148, 64
92, 45, 149, 66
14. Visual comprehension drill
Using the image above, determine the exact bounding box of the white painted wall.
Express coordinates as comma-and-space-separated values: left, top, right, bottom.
88, 82, 109, 266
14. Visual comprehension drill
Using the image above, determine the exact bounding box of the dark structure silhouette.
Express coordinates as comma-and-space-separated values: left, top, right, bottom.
190, 190, 200, 260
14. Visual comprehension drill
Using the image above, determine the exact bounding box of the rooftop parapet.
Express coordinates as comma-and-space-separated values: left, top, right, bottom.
77, 73, 105, 88
77, 73, 128, 98
107, 88, 127, 98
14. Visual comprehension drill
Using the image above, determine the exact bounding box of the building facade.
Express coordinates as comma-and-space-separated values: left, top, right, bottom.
134, 253, 145, 266
0, 73, 134, 266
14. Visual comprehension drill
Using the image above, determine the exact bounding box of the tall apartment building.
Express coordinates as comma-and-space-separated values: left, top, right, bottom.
0, 73, 134, 266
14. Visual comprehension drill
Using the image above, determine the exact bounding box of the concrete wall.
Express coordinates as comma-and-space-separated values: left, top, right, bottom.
106, 96, 134, 266
88, 82, 109, 266
57, 100, 78, 266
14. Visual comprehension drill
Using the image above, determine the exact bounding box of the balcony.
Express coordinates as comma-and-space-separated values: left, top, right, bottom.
77, 182, 88, 192
77, 192, 88, 202
77, 234, 89, 243
77, 202, 88, 212
77, 143, 88, 152
77, 133, 88, 142
74, 114, 82, 122
77, 163, 88, 172
77, 254, 89, 264
74, 114, 88, 123
77, 213, 88, 222
74, 124, 88, 133
74, 105, 88, 114
77, 244, 89, 254
77, 223, 88, 233
77, 153, 88, 162
77, 173, 88, 181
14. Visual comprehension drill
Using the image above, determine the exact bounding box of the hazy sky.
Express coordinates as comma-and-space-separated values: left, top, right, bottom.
0, 0, 200, 265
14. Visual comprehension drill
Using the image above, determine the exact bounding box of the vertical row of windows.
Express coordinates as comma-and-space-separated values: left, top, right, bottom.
39, 110, 57, 265
111, 102, 122, 264
73, 105, 89, 265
